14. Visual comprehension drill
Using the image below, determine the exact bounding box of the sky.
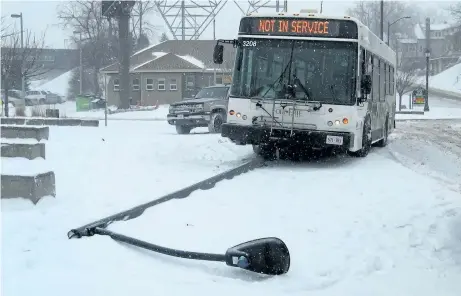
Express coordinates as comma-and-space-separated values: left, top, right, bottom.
0, 0, 454, 49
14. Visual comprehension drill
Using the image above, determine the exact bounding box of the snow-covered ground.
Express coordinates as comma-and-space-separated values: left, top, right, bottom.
37, 69, 75, 97
396, 93, 461, 120
415, 62, 461, 94
2, 118, 461, 296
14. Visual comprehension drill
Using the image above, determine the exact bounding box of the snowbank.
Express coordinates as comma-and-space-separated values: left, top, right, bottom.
416, 63, 461, 95
37, 69, 74, 97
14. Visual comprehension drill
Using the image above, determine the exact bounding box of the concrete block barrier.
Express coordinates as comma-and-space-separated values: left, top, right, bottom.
1, 143, 46, 159
1, 125, 49, 141
1, 117, 99, 127
1, 171, 56, 204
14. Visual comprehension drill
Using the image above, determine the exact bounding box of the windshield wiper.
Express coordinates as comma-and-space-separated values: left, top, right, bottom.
329, 84, 337, 100
291, 74, 322, 111
292, 74, 310, 100
260, 41, 296, 100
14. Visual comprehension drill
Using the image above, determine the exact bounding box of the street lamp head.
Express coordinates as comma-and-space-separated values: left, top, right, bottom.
73, 31, 81, 34
10, 13, 21, 18
404, 16, 411, 19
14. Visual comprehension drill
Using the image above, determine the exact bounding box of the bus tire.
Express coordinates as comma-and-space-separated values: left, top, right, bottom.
348, 116, 371, 158
376, 116, 389, 147
253, 143, 276, 160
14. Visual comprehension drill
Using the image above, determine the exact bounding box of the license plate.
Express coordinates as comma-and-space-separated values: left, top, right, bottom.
326, 135, 343, 145
177, 114, 184, 119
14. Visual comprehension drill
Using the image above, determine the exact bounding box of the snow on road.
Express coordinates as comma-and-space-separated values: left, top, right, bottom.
2, 119, 460, 296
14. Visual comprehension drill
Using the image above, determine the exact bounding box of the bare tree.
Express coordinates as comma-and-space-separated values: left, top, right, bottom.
131, 1, 157, 41
347, 1, 415, 46
1, 16, 15, 39
58, 1, 115, 96
58, 1, 160, 100
159, 32, 169, 42
1, 28, 47, 117
396, 58, 419, 111
450, 3, 461, 21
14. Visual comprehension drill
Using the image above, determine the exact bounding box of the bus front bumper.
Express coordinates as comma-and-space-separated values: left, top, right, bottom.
221, 123, 354, 148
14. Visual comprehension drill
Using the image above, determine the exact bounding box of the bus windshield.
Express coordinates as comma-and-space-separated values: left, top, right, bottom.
230, 38, 358, 105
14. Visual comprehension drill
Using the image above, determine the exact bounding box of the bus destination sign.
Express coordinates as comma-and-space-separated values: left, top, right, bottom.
239, 17, 358, 39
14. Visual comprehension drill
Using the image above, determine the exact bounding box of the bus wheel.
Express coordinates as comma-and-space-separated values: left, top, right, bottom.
253, 143, 276, 160
348, 117, 371, 158
376, 116, 389, 147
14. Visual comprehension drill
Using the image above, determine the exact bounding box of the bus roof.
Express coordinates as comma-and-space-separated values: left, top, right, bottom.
240, 13, 396, 65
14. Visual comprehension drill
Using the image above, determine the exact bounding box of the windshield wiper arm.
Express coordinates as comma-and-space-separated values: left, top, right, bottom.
291, 74, 322, 111
329, 84, 337, 100
292, 74, 311, 100
260, 61, 291, 99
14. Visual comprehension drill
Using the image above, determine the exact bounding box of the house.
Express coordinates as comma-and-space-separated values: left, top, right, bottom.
100, 40, 237, 106
397, 21, 461, 74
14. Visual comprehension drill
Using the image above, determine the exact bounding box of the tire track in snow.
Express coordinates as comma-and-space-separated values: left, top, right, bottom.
386, 121, 461, 193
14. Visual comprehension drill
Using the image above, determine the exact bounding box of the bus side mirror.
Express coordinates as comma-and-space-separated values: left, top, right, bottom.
361, 75, 372, 95
213, 44, 224, 64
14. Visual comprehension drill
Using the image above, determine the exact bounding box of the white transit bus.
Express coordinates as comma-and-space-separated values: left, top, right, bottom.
213, 10, 397, 158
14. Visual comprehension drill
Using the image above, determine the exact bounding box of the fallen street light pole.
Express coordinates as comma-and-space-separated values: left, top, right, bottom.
67, 158, 264, 239
81, 227, 291, 276
66, 158, 292, 276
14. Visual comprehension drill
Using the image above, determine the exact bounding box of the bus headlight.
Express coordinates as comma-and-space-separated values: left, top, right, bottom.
335, 120, 340, 125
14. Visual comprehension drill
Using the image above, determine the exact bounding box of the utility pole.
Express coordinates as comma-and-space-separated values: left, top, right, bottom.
102, 1, 135, 109
320, 1, 323, 13
73, 31, 83, 94
213, 15, 216, 85
138, 2, 142, 40
425, 17, 430, 112
11, 13, 24, 100
380, 0, 384, 40
119, 12, 131, 109
181, 0, 185, 40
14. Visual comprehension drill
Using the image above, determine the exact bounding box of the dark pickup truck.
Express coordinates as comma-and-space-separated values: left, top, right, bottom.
167, 85, 230, 134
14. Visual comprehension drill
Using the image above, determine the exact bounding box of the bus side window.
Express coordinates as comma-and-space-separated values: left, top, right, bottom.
361, 48, 366, 76
384, 62, 389, 96
373, 55, 380, 102
367, 52, 373, 100
387, 63, 390, 95
390, 66, 394, 95
379, 59, 385, 102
